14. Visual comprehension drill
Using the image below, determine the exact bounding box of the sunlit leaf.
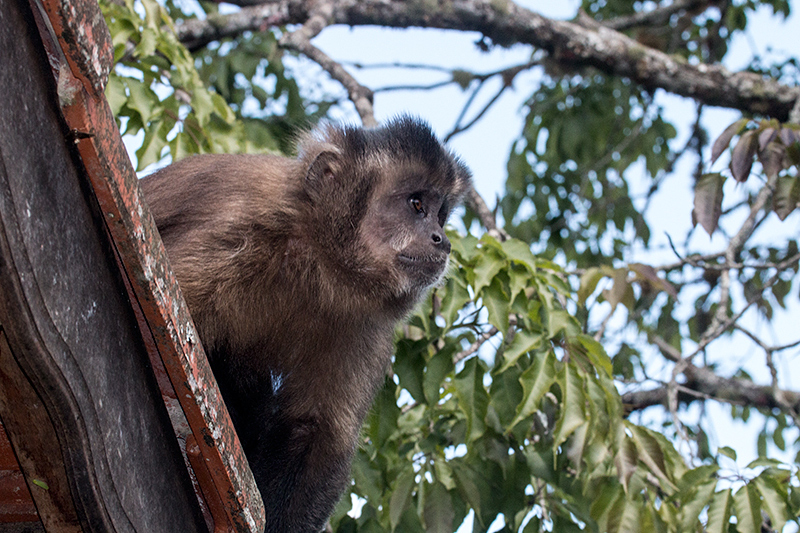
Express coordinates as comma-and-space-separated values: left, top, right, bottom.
718, 446, 737, 461
482, 280, 510, 334
706, 489, 733, 533
733, 483, 761, 533
754, 474, 789, 532
547, 309, 580, 339
614, 437, 637, 493
628, 425, 677, 491
578, 266, 605, 306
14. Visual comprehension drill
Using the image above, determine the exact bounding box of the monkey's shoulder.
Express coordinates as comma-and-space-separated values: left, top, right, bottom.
143, 153, 295, 190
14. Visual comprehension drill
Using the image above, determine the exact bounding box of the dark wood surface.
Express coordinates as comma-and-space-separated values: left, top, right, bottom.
0, 0, 208, 530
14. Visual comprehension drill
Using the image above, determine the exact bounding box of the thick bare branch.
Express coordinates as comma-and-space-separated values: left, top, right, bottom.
622, 362, 800, 415
178, 0, 800, 119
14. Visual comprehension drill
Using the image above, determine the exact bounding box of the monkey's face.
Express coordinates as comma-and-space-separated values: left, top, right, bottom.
361, 182, 453, 297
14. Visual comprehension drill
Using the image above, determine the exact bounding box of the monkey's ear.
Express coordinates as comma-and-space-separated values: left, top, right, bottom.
304, 150, 340, 195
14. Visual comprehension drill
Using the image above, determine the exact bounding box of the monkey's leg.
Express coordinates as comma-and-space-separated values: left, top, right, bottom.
247, 409, 355, 533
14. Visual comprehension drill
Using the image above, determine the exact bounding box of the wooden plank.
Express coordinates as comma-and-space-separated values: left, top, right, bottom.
0, 1, 210, 531
33, 0, 265, 530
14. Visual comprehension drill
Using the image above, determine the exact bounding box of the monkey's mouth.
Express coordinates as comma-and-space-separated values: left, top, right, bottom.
397, 254, 448, 279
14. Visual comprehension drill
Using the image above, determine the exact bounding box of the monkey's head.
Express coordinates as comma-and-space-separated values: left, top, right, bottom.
296, 117, 471, 309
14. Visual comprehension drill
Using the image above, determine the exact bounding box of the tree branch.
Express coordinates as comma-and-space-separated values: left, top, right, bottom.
278, 2, 376, 126
466, 187, 508, 241
180, 0, 800, 119
604, 0, 713, 31
622, 362, 800, 415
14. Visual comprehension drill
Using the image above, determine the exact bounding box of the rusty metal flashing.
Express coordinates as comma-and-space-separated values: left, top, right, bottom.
29, 0, 265, 530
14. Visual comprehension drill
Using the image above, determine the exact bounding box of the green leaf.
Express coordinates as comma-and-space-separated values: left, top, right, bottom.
547, 309, 580, 339
753, 474, 789, 532
510, 350, 556, 429
733, 483, 761, 533
390, 469, 416, 531
125, 78, 160, 125
422, 482, 454, 533
679, 480, 716, 531
499, 330, 545, 373
454, 358, 489, 443
367, 379, 400, 450
628, 425, 677, 491
552, 363, 586, 453
718, 446, 737, 461
706, 489, 733, 533
500, 238, 537, 269
451, 462, 481, 515
432, 460, 456, 491
614, 437, 637, 493
135, 27, 158, 57
438, 277, 471, 328
574, 334, 613, 377
482, 280, 510, 334
394, 340, 426, 404
595, 488, 642, 533
473, 249, 504, 295
578, 267, 606, 306
135, 119, 167, 170
105, 75, 128, 116
423, 349, 454, 405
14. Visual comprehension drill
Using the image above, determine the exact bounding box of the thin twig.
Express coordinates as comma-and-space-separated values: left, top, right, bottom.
702, 174, 779, 346
279, 2, 376, 126
603, 0, 712, 31
445, 82, 508, 142
453, 327, 499, 365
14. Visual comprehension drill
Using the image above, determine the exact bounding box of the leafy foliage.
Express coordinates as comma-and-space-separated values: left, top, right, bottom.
100, 1, 800, 531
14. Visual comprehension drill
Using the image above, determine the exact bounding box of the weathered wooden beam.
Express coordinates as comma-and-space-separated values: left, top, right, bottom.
34, 0, 264, 529
0, 0, 263, 530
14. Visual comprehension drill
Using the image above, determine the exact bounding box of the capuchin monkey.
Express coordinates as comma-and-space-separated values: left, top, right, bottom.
140, 116, 471, 533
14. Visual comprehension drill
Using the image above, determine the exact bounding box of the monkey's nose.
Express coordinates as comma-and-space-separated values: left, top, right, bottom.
431, 231, 450, 253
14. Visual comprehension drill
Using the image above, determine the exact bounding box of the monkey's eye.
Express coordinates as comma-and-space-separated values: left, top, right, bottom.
409, 197, 424, 215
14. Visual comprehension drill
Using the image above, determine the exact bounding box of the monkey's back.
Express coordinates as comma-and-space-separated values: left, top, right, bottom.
140, 154, 304, 354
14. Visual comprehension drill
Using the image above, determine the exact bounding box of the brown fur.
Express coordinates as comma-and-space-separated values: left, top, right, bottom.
140, 117, 470, 533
